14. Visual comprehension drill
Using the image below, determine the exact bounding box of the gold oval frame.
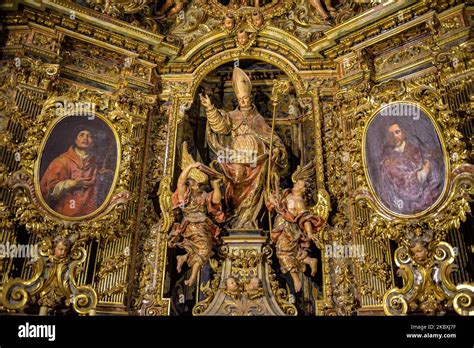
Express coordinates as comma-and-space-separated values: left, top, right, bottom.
34, 112, 121, 222
361, 101, 450, 219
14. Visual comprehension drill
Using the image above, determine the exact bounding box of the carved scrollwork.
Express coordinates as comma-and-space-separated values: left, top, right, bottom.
453, 284, 474, 316
268, 270, 297, 316
434, 41, 473, 84
192, 232, 298, 316
309, 188, 331, 246
383, 241, 462, 316
192, 270, 222, 315
85, 0, 152, 18
196, 0, 293, 20
1, 240, 97, 315
135, 175, 174, 314
14, 57, 59, 91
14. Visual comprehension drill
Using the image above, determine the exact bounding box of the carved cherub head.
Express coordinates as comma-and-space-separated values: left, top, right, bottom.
226, 277, 239, 292
251, 11, 264, 28
224, 277, 243, 297
185, 177, 201, 192
247, 276, 262, 291
53, 236, 72, 260
409, 241, 430, 266
245, 276, 264, 299
406, 228, 433, 266
227, 0, 239, 9
237, 30, 249, 46
293, 179, 306, 194
224, 13, 235, 30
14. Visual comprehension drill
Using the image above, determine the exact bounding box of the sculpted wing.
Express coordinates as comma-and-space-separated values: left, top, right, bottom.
181, 141, 208, 184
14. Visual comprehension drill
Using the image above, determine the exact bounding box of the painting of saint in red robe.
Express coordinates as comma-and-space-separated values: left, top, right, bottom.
365, 103, 445, 215
39, 116, 117, 218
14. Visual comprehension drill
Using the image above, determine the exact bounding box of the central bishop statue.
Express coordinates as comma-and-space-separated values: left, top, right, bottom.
200, 67, 288, 229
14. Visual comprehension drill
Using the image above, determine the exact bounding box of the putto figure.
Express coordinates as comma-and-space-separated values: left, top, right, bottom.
168, 159, 225, 287
251, 10, 265, 28
407, 229, 433, 266
308, 0, 335, 20
156, 0, 188, 19
379, 123, 443, 214
223, 13, 235, 31
200, 67, 288, 229
267, 162, 324, 293
52, 236, 72, 260
40, 125, 99, 217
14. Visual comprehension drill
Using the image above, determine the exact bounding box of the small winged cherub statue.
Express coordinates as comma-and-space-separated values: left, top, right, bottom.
267, 161, 325, 293
168, 143, 225, 287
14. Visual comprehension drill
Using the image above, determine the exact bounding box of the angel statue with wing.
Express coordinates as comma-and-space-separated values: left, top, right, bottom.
168, 142, 225, 287
267, 161, 327, 293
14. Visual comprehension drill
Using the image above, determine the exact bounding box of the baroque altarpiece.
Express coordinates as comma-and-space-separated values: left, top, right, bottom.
0, 0, 473, 317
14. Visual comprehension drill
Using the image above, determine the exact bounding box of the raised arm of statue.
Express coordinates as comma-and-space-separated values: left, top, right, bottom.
210, 178, 223, 205
200, 93, 232, 134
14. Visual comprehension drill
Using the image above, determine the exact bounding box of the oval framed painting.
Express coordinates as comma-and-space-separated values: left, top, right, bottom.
35, 113, 120, 221
363, 101, 448, 217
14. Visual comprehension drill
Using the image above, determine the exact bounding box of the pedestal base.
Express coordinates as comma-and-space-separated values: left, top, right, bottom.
193, 229, 296, 316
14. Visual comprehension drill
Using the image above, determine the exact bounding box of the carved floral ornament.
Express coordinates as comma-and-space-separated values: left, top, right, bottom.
79, 0, 377, 49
